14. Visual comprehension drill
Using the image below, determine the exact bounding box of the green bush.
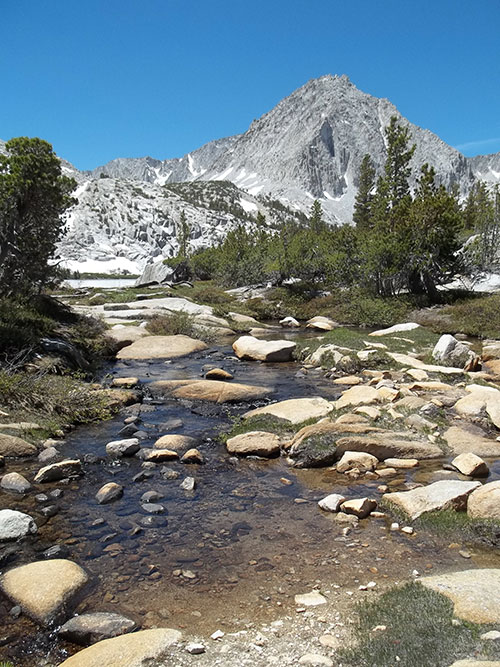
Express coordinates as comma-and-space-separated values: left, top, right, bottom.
0, 297, 56, 354
145, 311, 216, 343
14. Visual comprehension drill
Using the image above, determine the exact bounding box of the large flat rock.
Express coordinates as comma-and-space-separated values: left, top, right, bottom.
58, 628, 182, 667
421, 569, 500, 624
0, 559, 88, 625
244, 397, 334, 425
232, 335, 296, 362
443, 426, 500, 457
0, 433, 37, 457
383, 480, 481, 520
150, 379, 272, 403
117, 335, 207, 360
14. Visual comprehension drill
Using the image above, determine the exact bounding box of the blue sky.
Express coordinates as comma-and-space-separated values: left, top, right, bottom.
1, 0, 499, 170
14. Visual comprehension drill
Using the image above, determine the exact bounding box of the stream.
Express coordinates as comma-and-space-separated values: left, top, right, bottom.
1, 334, 500, 665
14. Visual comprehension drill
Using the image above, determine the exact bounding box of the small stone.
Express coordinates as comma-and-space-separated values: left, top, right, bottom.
141, 490, 162, 503
211, 630, 224, 640
390, 522, 400, 532
0, 509, 37, 541
144, 449, 179, 463
38, 447, 61, 464
318, 494, 346, 513
205, 368, 233, 381
401, 526, 414, 535
481, 630, 500, 641
105, 438, 140, 458
141, 503, 165, 514
341, 498, 377, 519
180, 477, 195, 491
451, 452, 489, 477
294, 592, 327, 607
181, 569, 196, 579
181, 448, 204, 464
111, 377, 139, 388
459, 550, 472, 559
1, 472, 32, 494
96, 483, 123, 505
186, 642, 206, 654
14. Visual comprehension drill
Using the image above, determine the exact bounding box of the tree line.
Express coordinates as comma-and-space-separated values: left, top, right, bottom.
177, 117, 500, 297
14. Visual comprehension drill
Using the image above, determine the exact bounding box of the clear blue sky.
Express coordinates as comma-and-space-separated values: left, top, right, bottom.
1, 0, 499, 170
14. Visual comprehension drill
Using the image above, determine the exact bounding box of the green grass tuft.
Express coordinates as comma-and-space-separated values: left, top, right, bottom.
340, 582, 500, 666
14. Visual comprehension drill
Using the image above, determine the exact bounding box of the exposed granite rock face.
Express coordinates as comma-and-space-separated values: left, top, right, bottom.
39, 74, 497, 272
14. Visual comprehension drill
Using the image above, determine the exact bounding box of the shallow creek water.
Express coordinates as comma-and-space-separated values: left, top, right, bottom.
1, 337, 500, 665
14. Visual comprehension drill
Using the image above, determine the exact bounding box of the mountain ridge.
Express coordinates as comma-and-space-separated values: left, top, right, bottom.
2, 75, 500, 273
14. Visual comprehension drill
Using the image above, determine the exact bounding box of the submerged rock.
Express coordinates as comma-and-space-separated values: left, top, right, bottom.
59, 612, 137, 645
0, 559, 88, 625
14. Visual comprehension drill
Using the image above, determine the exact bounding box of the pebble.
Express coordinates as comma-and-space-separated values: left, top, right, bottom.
401, 526, 414, 535
180, 477, 195, 491
211, 630, 224, 640
186, 642, 206, 654
481, 630, 500, 641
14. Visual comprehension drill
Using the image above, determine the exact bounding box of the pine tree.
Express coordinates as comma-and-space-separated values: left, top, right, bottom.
309, 199, 326, 233
353, 154, 375, 230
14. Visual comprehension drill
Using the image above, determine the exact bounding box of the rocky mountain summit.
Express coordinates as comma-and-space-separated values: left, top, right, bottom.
3, 76, 500, 273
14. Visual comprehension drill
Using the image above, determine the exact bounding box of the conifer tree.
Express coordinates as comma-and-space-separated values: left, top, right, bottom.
353, 154, 375, 230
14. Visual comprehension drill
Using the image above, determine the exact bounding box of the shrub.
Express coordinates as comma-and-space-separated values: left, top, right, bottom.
145, 312, 215, 343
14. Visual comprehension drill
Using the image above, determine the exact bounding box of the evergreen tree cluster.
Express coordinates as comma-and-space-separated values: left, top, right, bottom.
176, 116, 499, 297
